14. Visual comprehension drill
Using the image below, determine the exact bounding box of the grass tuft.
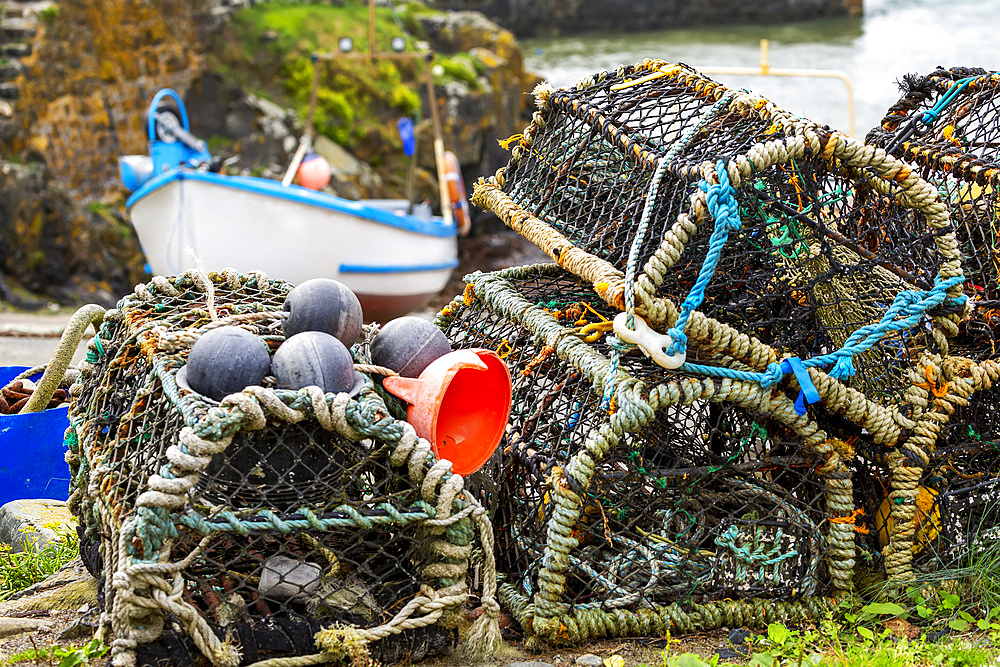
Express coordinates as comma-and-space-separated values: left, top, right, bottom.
0, 523, 80, 602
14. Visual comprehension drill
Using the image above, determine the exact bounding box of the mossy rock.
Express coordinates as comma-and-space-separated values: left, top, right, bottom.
0, 499, 77, 554
1, 558, 99, 613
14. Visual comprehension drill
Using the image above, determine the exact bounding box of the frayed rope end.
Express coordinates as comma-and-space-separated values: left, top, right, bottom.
463, 597, 502, 661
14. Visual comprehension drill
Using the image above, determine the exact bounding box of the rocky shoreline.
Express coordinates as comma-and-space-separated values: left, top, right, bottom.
0, 1, 538, 309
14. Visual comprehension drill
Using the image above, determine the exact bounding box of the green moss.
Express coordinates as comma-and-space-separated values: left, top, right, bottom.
206, 135, 233, 153
228, 1, 417, 61
38, 5, 59, 24
209, 0, 479, 161
392, 2, 431, 39
86, 201, 110, 215
436, 54, 480, 88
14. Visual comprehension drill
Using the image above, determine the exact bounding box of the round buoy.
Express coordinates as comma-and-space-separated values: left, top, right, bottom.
371, 316, 451, 378
297, 152, 331, 190
185, 326, 271, 401
283, 278, 364, 346
272, 331, 361, 394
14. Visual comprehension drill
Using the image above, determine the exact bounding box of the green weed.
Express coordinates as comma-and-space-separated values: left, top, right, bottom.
38, 5, 60, 24
0, 523, 80, 602
4, 638, 108, 667
210, 0, 481, 163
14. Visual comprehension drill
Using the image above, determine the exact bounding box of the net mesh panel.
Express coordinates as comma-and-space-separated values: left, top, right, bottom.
896, 385, 1000, 574
440, 264, 840, 636
478, 62, 963, 408
68, 272, 471, 666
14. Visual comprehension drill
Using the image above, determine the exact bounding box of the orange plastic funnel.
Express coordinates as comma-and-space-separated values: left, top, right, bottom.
383, 348, 511, 475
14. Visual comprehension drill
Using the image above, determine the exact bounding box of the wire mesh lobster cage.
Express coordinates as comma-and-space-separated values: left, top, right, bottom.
469, 62, 992, 604
66, 270, 499, 667
437, 263, 856, 646
473, 60, 968, 428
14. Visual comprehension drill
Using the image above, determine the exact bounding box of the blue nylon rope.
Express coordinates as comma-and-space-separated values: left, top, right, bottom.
679, 274, 966, 414
664, 160, 741, 356
920, 76, 976, 125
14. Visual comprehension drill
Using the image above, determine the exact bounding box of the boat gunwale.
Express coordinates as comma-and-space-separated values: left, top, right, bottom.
125, 169, 458, 239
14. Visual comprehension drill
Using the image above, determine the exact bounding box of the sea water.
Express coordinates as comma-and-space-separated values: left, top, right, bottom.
523, 0, 998, 138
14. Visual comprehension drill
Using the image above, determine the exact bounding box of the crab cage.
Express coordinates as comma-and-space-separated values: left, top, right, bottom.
891, 373, 1000, 576
869, 66, 1000, 311
66, 270, 499, 667
862, 66, 1000, 582
438, 264, 856, 646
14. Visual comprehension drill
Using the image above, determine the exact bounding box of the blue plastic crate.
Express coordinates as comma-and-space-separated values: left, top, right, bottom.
0, 366, 71, 504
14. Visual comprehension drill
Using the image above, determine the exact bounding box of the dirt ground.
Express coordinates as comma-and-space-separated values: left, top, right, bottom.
423, 628, 737, 666
0, 615, 735, 667
0, 560, 741, 666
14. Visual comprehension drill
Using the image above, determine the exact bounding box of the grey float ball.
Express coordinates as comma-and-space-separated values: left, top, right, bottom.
272, 331, 356, 394
283, 278, 364, 346
370, 316, 451, 378
185, 326, 271, 401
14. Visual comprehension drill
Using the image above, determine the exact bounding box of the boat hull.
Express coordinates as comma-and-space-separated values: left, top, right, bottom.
126, 170, 458, 322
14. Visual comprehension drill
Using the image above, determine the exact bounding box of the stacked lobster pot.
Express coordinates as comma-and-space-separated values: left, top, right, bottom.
67, 270, 499, 667
445, 60, 969, 645
865, 66, 1000, 581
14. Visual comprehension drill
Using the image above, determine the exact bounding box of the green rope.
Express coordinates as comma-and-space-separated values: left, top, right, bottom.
175, 502, 437, 536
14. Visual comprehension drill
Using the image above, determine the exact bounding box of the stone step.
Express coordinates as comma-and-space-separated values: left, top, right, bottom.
0, 82, 19, 100
2, 1, 55, 20
0, 499, 77, 554
1, 17, 38, 41
1, 42, 31, 58
0, 58, 24, 79
0, 118, 17, 141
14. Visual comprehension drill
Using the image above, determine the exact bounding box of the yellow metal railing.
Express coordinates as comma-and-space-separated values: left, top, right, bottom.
701, 39, 856, 136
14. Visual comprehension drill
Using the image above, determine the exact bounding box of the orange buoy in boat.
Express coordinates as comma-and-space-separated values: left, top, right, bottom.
297, 152, 332, 190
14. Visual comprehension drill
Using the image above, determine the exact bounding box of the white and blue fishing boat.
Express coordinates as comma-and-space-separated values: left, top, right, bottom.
120, 89, 461, 322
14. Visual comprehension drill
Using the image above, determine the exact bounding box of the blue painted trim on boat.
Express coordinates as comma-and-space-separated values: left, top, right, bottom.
126, 169, 457, 239
339, 259, 460, 274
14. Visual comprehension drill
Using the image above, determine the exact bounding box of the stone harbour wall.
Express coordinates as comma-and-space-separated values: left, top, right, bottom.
12, 0, 207, 199
424, 0, 864, 37
0, 0, 535, 306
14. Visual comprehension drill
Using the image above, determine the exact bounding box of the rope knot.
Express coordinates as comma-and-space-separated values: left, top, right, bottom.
758, 358, 820, 415
760, 361, 785, 388
480, 595, 501, 615
664, 328, 687, 356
